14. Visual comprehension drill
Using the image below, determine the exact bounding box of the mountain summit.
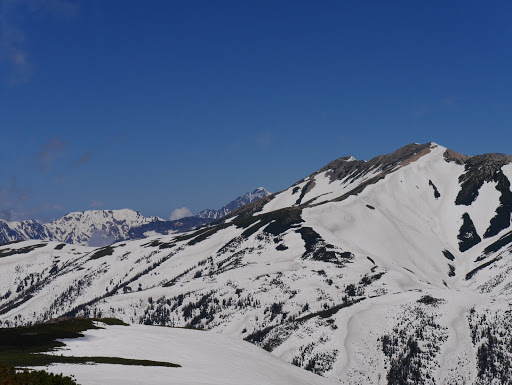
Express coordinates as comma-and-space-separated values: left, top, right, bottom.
197, 187, 271, 219
1, 142, 512, 384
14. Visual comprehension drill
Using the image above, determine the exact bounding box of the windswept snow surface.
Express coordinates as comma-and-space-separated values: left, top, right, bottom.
43, 323, 336, 385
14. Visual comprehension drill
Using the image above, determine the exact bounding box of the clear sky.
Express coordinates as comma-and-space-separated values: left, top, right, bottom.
1, 0, 511, 222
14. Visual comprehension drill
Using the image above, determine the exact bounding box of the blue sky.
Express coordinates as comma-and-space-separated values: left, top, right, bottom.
1, 0, 511, 222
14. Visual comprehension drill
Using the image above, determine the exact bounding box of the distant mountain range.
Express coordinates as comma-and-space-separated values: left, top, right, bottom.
0, 187, 271, 246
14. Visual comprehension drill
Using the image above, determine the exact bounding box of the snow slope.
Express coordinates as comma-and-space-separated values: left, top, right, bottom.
43, 322, 336, 385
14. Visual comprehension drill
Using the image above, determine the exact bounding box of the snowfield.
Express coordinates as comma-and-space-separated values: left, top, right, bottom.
44, 322, 336, 385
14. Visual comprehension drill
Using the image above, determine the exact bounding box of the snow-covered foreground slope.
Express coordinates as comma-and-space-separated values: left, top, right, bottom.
1, 142, 512, 384
43, 322, 336, 385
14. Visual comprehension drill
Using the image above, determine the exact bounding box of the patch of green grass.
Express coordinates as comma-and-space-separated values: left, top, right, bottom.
0, 353, 180, 368
0, 318, 180, 369
92, 318, 129, 326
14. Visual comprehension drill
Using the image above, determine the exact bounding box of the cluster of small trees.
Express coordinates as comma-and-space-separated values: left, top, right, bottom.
139, 289, 262, 328
380, 305, 447, 384
0, 364, 77, 385
469, 308, 512, 383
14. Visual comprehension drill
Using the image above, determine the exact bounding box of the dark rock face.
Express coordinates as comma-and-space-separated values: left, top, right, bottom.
483, 171, 512, 238
443, 149, 470, 165
429, 180, 441, 199
481, 230, 512, 256
318, 143, 434, 184
455, 153, 512, 206
442, 250, 455, 261
458, 213, 482, 252
295, 181, 316, 206
450, 153, 512, 240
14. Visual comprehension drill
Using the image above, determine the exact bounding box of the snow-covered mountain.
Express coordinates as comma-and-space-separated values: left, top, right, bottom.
0, 209, 162, 246
0, 219, 52, 244
197, 187, 271, 219
0, 188, 271, 246
46, 209, 163, 246
1, 142, 512, 384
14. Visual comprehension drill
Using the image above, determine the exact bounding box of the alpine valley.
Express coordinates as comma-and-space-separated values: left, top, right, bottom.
1, 142, 512, 384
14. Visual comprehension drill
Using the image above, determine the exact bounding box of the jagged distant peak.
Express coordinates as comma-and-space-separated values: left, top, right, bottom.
197, 187, 271, 220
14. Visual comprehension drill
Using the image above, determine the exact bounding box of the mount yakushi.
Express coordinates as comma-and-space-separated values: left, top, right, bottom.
0, 187, 271, 246
1, 143, 512, 384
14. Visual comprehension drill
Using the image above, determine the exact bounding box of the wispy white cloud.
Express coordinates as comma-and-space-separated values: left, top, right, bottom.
0, 175, 68, 222
36, 137, 67, 171
0, 1, 30, 84
0, 0, 78, 84
170, 207, 193, 221
0, 176, 30, 221
88, 229, 116, 247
